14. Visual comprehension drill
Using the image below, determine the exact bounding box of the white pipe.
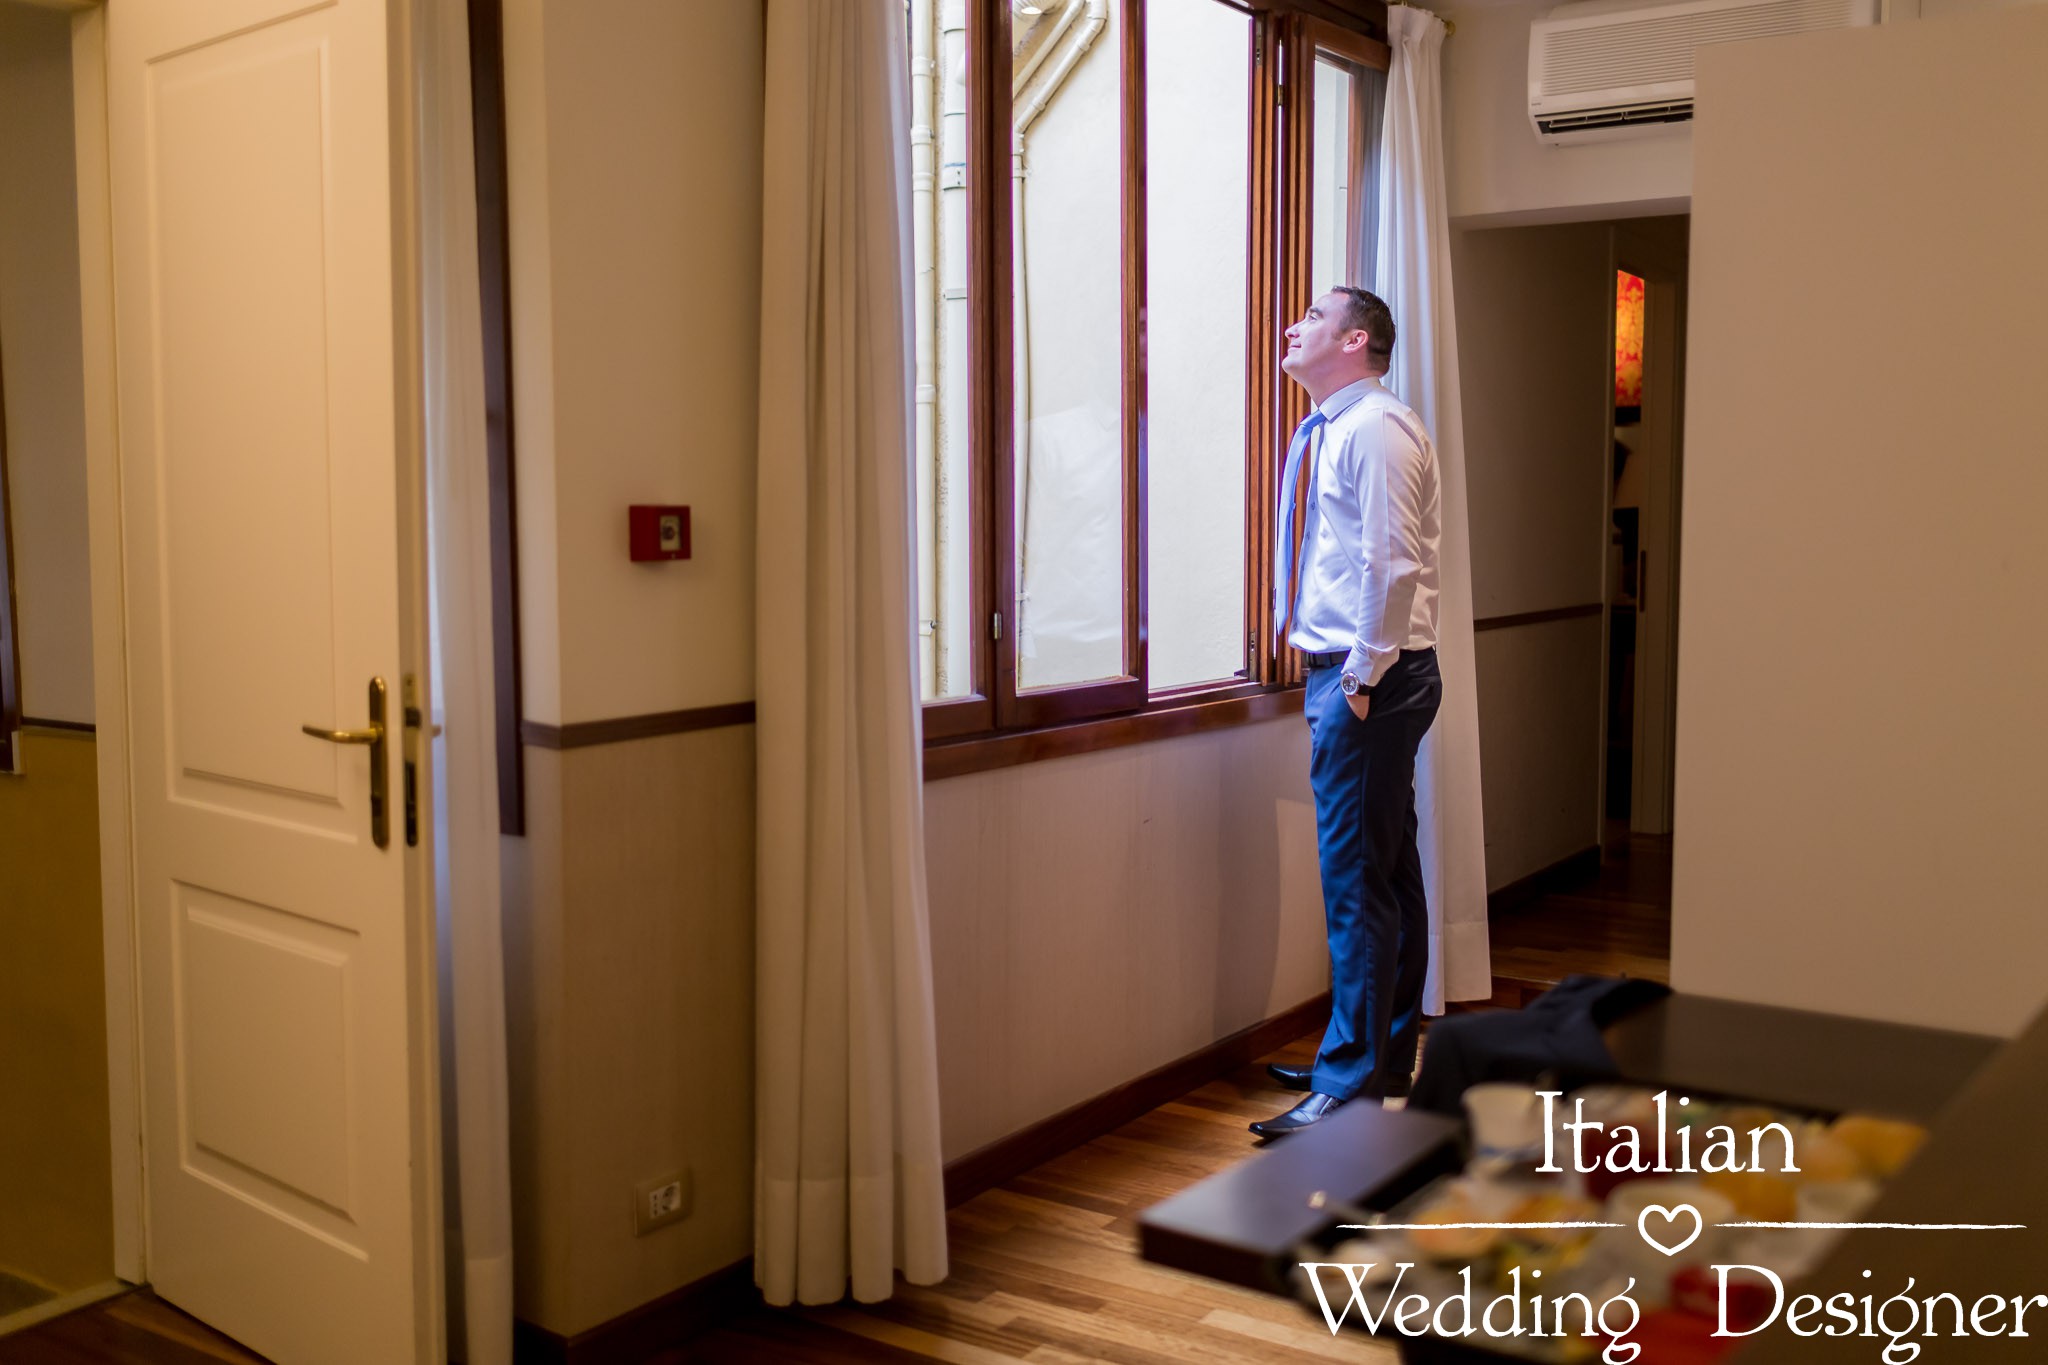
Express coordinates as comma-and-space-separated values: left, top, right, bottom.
1013, 0, 1107, 139
936, 0, 970, 694
912, 0, 939, 698
1012, 0, 1082, 100
1009, 0, 1108, 648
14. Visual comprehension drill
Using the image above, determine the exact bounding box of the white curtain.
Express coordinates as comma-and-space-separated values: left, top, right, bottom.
1376, 4, 1492, 1009
419, 2, 514, 1359
754, 0, 950, 1308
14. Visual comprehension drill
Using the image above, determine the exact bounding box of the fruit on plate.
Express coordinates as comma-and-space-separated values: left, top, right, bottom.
1497, 1234, 1590, 1283
1829, 1115, 1928, 1177
1701, 1169, 1798, 1221
1505, 1191, 1603, 1247
1792, 1131, 1864, 1183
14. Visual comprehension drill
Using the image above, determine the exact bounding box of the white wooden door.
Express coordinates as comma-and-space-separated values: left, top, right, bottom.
105, 1, 439, 1361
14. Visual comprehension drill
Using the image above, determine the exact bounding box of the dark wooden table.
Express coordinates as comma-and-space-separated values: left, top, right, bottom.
1138, 991, 2012, 1359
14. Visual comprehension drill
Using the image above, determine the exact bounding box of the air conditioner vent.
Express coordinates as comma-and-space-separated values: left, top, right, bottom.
1535, 99, 1696, 135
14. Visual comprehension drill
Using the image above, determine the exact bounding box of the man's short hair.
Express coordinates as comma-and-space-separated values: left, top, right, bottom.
1331, 286, 1395, 367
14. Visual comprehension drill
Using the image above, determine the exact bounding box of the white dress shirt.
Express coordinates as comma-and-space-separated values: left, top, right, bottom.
1284, 376, 1441, 687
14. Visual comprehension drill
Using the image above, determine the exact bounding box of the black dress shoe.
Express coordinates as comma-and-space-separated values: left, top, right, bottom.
1265, 1061, 1412, 1099
1266, 1061, 1315, 1091
1249, 1091, 1346, 1139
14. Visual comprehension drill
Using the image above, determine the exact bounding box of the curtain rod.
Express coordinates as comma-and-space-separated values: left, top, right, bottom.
1388, 1, 1456, 37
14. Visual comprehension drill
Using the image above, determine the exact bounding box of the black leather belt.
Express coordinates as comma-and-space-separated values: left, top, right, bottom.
1300, 647, 1434, 670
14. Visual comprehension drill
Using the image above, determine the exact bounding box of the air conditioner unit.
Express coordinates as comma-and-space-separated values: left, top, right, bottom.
1528, 0, 1878, 144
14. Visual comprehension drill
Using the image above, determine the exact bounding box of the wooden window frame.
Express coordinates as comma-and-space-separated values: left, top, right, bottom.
923, 0, 1389, 779
467, 0, 526, 833
0, 335, 20, 775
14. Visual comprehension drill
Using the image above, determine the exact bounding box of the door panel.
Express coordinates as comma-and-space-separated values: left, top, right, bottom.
177, 885, 358, 1222
151, 27, 343, 809
107, 0, 436, 1360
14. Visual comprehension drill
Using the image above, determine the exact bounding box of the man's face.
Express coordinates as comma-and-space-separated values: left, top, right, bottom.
1282, 291, 1368, 389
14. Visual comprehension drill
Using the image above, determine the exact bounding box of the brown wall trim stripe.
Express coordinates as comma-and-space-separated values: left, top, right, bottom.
20, 716, 96, 735
1472, 602, 1604, 633
521, 701, 756, 751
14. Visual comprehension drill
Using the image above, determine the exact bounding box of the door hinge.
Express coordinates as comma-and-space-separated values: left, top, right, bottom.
992, 611, 1004, 641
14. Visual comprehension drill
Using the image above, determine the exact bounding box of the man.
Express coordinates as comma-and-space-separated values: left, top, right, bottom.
1250, 286, 1443, 1140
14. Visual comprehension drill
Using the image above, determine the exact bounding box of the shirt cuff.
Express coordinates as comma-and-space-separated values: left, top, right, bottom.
1345, 642, 1398, 690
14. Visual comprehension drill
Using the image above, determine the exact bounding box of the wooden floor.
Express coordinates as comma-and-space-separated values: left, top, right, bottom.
0, 1291, 263, 1365
0, 1039, 1397, 1365
677, 1030, 1396, 1364
1487, 830, 1672, 993
5, 840, 1671, 1365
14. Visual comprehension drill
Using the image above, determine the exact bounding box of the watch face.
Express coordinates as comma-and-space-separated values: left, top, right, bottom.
1340, 673, 1359, 695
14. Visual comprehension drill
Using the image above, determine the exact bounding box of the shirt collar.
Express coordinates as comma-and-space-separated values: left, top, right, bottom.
1317, 376, 1380, 422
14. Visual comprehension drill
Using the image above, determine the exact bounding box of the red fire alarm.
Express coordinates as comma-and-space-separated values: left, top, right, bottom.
628, 505, 691, 562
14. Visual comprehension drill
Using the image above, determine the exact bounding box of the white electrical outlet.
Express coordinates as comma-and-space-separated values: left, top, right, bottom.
633, 1169, 692, 1235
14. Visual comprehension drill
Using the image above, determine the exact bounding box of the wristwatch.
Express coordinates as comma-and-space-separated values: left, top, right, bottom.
1340, 671, 1374, 698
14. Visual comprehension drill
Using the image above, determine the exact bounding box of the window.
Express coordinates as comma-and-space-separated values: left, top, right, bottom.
910, 0, 1390, 762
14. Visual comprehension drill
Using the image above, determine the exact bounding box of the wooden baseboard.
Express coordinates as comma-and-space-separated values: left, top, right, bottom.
1449, 977, 1554, 1014
1486, 843, 1601, 919
512, 996, 1332, 1361
513, 1260, 757, 1365
942, 992, 1332, 1208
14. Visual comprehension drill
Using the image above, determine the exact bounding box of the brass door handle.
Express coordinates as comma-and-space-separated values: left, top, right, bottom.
302, 677, 390, 848
300, 724, 382, 744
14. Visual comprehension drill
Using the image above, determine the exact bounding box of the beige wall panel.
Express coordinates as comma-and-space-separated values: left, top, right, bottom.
0, 731, 113, 1292
501, 747, 570, 1328
1474, 619, 1603, 890
1672, 5, 2048, 1036
1453, 221, 1613, 620
924, 718, 1328, 1158
538, 0, 763, 725
499, 0, 563, 725
555, 726, 755, 1335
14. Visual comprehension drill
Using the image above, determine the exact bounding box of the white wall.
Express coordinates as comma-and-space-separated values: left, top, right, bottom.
1440, 0, 1691, 226
1453, 220, 1613, 886
506, 0, 761, 727
1671, 4, 2048, 1038
1434, 0, 2047, 227
498, 0, 764, 1336
926, 716, 1327, 1156
0, 3, 93, 725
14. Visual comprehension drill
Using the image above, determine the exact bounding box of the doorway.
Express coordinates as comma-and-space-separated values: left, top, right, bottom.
0, 0, 122, 1336
3, 2, 450, 1359
1604, 218, 1687, 838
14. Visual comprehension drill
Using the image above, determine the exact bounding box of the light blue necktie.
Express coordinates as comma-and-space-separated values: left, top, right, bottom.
1273, 410, 1327, 638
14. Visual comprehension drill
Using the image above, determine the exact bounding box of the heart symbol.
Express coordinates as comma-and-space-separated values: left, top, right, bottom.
1637, 1202, 1703, 1258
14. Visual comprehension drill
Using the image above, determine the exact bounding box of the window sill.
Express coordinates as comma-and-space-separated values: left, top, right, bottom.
922, 684, 1305, 782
